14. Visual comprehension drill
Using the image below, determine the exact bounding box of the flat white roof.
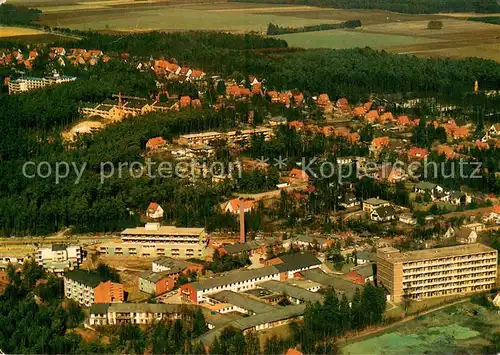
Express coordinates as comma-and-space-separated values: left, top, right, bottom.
121, 225, 205, 236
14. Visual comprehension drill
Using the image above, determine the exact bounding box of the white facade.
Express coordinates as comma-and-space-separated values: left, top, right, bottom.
64, 277, 95, 307
146, 204, 164, 219
37, 245, 83, 272
194, 273, 281, 304
8, 74, 77, 94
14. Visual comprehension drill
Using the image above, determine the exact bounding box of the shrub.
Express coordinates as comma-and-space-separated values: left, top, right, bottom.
428, 20, 444, 29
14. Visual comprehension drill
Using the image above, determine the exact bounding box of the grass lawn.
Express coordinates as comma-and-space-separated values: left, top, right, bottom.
274, 29, 442, 50
342, 300, 498, 355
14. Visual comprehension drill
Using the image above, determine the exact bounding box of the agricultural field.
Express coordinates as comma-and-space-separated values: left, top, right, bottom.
33, 1, 344, 33
275, 29, 442, 50
0, 26, 46, 37
6, 0, 500, 61
342, 301, 500, 355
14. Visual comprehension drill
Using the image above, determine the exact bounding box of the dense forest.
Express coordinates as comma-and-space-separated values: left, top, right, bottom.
231, 0, 500, 14
0, 261, 208, 354
51, 31, 500, 100
266, 19, 361, 35
0, 4, 41, 25
468, 16, 500, 25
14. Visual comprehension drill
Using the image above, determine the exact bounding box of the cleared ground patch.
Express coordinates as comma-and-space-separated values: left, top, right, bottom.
275, 29, 442, 50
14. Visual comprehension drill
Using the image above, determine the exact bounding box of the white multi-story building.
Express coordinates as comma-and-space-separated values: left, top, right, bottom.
377, 243, 498, 302
98, 223, 208, 259
37, 244, 83, 273
64, 270, 124, 307
8, 73, 77, 94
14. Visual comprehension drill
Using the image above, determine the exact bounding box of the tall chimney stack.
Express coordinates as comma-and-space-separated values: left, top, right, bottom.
239, 198, 245, 243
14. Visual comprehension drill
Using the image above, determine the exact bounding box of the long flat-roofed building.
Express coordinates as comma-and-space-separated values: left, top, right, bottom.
377, 243, 497, 302
8, 74, 76, 94
98, 223, 208, 259
180, 252, 321, 304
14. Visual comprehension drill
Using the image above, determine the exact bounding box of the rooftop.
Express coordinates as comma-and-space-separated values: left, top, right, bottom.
415, 181, 438, 190
274, 252, 321, 273
258, 280, 324, 303
105, 303, 184, 314
301, 269, 362, 299
221, 241, 260, 255
197, 304, 306, 346
65, 270, 109, 288
121, 225, 205, 236
153, 256, 189, 269
190, 266, 279, 291
209, 290, 277, 314
378, 243, 496, 263
363, 198, 389, 206
139, 270, 175, 283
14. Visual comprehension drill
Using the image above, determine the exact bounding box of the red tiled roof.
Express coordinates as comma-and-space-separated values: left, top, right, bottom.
475, 140, 489, 150
365, 110, 379, 122
436, 145, 455, 159
408, 147, 428, 159
372, 136, 390, 148
379, 112, 394, 123
285, 348, 303, 355
146, 137, 166, 149
147, 202, 160, 213
279, 93, 290, 105
251, 83, 262, 95
180, 96, 191, 107
352, 106, 366, 117
317, 93, 330, 106
289, 168, 309, 181
267, 90, 278, 99
228, 198, 255, 212
288, 121, 304, 130
337, 97, 349, 107
397, 115, 411, 126
191, 69, 205, 78
348, 132, 360, 144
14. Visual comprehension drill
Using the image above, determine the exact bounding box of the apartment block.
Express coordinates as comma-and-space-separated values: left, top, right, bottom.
36, 244, 83, 273
377, 243, 497, 302
98, 223, 208, 259
177, 127, 272, 147
64, 270, 124, 307
88, 303, 185, 326
8, 74, 76, 94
